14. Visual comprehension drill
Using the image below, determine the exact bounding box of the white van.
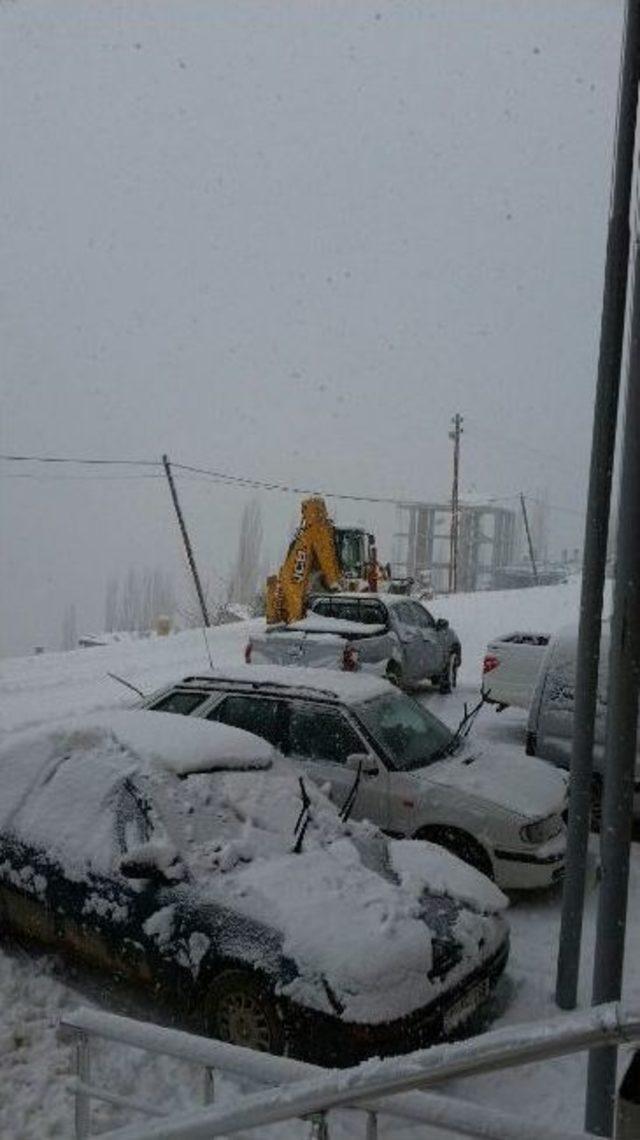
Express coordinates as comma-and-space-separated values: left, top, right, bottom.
526, 623, 640, 820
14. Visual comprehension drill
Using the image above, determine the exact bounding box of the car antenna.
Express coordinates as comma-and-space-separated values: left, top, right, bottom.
107, 672, 147, 699
201, 627, 214, 671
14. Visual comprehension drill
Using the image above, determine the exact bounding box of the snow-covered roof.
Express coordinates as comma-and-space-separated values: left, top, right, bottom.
177, 663, 392, 703
0, 709, 274, 787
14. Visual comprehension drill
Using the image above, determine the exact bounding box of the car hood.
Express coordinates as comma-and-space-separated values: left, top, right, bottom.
192, 835, 504, 1025
417, 746, 567, 818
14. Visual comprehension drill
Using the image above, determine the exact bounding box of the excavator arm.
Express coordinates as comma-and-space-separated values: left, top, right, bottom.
266, 498, 343, 624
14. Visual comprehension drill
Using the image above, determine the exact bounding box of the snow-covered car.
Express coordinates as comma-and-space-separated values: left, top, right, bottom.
526, 625, 640, 824
482, 632, 551, 711
0, 709, 509, 1064
246, 592, 462, 693
142, 666, 568, 891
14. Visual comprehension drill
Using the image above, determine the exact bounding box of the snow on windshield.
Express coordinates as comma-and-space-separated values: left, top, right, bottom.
154, 762, 353, 874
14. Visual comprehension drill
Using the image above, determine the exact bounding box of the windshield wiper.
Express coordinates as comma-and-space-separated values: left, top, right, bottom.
429, 692, 489, 762
339, 760, 363, 823
292, 777, 312, 854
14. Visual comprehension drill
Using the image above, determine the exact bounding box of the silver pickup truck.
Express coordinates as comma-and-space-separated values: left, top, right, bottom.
245, 592, 461, 692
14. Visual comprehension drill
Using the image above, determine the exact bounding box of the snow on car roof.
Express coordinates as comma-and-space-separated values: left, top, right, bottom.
177, 663, 391, 703
94, 709, 275, 774
0, 708, 273, 792
0, 711, 273, 872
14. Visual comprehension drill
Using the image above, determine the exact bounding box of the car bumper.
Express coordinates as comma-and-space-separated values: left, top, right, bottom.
286, 938, 510, 1066
493, 835, 566, 890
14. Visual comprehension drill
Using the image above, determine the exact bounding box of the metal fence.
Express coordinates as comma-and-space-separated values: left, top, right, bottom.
59, 1001, 640, 1139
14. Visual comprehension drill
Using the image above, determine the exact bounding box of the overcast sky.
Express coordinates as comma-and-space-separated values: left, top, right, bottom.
0, 0, 625, 656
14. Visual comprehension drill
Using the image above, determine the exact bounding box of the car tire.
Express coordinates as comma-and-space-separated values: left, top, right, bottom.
415, 826, 494, 881
203, 969, 286, 1054
438, 653, 458, 695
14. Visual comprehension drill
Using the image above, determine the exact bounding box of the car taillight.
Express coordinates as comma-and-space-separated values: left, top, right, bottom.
244, 642, 252, 664
483, 653, 500, 674
342, 645, 359, 672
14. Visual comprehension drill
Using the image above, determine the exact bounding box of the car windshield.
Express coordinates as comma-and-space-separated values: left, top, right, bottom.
155, 766, 348, 869
355, 692, 454, 772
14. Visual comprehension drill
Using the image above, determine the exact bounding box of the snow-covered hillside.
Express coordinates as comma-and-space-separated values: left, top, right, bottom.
0, 576, 588, 739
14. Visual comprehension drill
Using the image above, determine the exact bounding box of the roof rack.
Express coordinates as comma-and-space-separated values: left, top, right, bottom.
180, 675, 342, 701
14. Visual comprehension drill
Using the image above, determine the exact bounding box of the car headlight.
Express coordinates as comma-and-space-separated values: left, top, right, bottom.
520, 814, 563, 845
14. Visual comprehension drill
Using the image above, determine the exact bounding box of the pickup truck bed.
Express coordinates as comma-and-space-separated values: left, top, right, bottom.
246, 615, 395, 674
246, 592, 461, 693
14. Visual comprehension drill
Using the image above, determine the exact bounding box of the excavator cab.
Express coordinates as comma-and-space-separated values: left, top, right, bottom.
334, 528, 371, 581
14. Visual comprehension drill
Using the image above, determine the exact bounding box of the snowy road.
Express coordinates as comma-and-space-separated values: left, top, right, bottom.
3, 578, 638, 1138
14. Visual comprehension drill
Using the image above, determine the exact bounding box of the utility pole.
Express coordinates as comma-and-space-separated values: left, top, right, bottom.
519, 494, 539, 583
556, 0, 640, 1015
162, 454, 211, 628
448, 414, 463, 592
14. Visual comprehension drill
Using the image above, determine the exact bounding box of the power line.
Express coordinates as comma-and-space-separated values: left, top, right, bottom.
0, 453, 157, 467
0, 454, 407, 505
0, 452, 586, 517
2, 472, 164, 482
170, 461, 406, 504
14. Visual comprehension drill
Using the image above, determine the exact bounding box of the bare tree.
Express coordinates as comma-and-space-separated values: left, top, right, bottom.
113, 566, 175, 632
118, 567, 140, 632
61, 603, 78, 650
228, 499, 263, 607
104, 576, 119, 632
140, 568, 175, 628
178, 572, 221, 628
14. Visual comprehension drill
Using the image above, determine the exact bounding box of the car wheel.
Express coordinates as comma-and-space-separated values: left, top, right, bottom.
416, 826, 494, 881
204, 970, 285, 1054
438, 653, 458, 695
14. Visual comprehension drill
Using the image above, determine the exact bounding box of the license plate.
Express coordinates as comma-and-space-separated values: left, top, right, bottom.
443, 978, 490, 1034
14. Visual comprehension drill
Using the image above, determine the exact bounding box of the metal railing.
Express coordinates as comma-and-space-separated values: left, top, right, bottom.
60, 1002, 640, 1140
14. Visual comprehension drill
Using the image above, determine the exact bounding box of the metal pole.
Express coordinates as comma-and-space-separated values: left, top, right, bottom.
162, 454, 211, 628
585, 210, 640, 1137
555, 0, 640, 1012
449, 414, 463, 592
519, 494, 539, 583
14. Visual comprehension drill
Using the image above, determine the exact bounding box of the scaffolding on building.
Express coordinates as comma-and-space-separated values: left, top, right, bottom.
392, 500, 519, 593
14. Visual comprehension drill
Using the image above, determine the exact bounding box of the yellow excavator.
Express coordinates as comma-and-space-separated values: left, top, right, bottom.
266, 497, 389, 624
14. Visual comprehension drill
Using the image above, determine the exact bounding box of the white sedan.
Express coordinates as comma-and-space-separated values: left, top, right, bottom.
142, 665, 568, 892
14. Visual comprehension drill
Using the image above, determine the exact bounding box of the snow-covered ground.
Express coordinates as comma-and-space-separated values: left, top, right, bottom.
2, 576, 636, 1139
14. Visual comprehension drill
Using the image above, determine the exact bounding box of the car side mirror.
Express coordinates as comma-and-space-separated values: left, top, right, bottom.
436, 618, 449, 631
118, 843, 187, 886
346, 752, 379, 778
